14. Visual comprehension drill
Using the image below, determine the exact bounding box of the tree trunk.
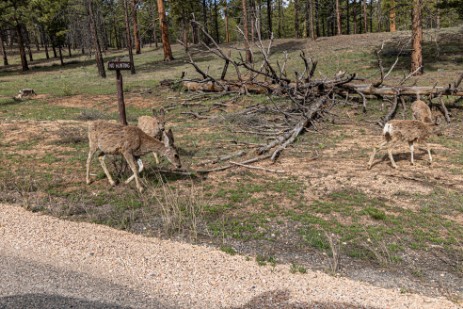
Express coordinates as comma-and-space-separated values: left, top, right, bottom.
436, 0, 440, 29
353, 0, 357, 34
346, 0, 350, 34
267, 0, 272, 38
149, 0, 159, 48
214, 0, 220, 43
363, 0, 368, 33
277, 0, 283, 37
242, 0, 253, 63
202, 0, 211, 45
132, 0, 141, 54
225, 1, 230, 42
315, 0, 320, 37
389, 0, 396, 32
58, 46, 64, 66
0, 31, 8, 66
182, 16, 189, 51
87, 0, 106, 78
294, 0, 300, 38
157, 0, 174, 61
411, 0, 423, 75
123, 0, 136, 74
336, 0, 341, 35
369, 0, 373, 32
16, 24, 28, 71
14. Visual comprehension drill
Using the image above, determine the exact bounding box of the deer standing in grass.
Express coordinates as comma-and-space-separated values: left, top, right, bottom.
137, 108, 166, 164
86, 121, 181, 193
368, 97, 438, 169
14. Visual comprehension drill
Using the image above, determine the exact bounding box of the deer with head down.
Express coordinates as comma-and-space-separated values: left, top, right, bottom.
86, 121, 181, 193
367, 119, 434, 170
137, 108, 166, 164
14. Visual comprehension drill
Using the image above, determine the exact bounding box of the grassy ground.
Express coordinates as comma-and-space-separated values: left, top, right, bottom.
1, 27, 463, 302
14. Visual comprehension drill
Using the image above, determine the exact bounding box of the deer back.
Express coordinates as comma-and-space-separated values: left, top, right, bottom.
137, 108, 166, 140
384, 120, 431, 143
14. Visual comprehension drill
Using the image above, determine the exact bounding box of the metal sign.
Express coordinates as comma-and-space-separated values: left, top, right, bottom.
108, 61, 132, 70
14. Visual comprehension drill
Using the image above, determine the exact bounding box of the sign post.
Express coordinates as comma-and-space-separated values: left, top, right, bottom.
108, 60, 132, 125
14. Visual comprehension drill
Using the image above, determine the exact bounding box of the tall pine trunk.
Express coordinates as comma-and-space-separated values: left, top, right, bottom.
353, 0, 357, 34
214, 0, 220, 43
86, 0, 106, 78
242, 0, 252, 63
16, 24, 28, 71
149, 0, 159, 47
132, 0, 141, 54
202, 0, 211, 45
363, 0, 368, 33
336, 0, 341, 35
157, 0, 174, 61
389, 0, 396, 32
411, 0, 423, 75
224, 1, 230, 42
267, 0, 272, 38
294, 0, 300, 38
346, 0, 350, 34
0, 31, 8, 66
123, 0, 136, 74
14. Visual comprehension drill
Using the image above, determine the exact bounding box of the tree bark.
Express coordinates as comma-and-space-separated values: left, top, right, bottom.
157, 0, 174, 61
242, 0, 253, 63
224, 1, 230, 42
389, 0, 396, 32
87, 0, 106, 78
277, 0, 283, 37
132, 0, 142, 54
336, 0, 342, 35
353, 0, 357, 34
295, 0, 300, 38
123, 0, 136, 74
149, 0, 159, 48
363, 0, 368, 33
315, 0, 320, 37
16, 24, 28, 71
0, 31, 8, 66
214, 0, 220, 43
267, 0, 272, 38
346, 0, 350, 34
202, 0, 211, 45
411, 0, 423, 75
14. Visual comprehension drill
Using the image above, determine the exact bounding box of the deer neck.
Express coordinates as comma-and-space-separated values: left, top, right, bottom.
140, 135, 166, 156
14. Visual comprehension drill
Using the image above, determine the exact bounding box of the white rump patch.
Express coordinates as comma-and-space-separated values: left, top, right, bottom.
383, 123, 393, 135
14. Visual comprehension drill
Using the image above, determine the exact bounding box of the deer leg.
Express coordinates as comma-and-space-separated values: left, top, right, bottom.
98, 153, 116, 186
86, 145, 98, 184
153, 152, 160, 164
387, 143, 398, 169
425, 143, 433, 166
125, 158, 144, 184
123, 152, 144, 193
368, 141, 387, 169
409, 142, 415, 165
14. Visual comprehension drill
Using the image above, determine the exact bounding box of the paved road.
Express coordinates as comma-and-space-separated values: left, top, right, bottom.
0, 254, 170, 309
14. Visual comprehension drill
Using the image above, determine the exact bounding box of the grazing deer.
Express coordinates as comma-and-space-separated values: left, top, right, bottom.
411, 99, 434, 124
137, 108, 166, 164
14, 88, 36, 100
86, 121, 181, 193
367, 120, 433, 169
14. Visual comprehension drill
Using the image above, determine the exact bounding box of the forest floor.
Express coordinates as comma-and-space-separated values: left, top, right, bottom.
1, 27, 462, 304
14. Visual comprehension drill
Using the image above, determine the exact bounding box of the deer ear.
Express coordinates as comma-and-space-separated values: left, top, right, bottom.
163, 129, 174, 146
151, 108, 157, 116
159, 108, 166, 116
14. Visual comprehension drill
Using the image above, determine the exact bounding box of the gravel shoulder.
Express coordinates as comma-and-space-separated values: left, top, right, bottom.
0, 203, 460, 309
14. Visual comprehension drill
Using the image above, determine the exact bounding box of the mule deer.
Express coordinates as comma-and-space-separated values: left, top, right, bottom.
411, 100, 434, 124
137, 108, 166, 164
367, 120, 433, 169
86, 121, 181, 192
14, 88, 36, 100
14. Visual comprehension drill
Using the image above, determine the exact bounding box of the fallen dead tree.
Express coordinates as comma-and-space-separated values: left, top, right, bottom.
163, 18, 463, 172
